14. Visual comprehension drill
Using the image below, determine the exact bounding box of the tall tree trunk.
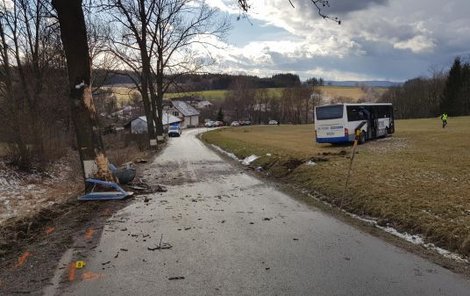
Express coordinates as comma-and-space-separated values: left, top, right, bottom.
140, 65, 157, 148
153, 46, 164, 139
52, 0, 113, 182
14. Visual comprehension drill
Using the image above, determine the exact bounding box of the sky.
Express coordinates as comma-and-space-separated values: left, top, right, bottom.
199, 0, 470, 82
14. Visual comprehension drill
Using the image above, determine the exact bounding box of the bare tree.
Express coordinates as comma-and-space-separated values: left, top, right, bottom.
104, 0, 229, 141
52, 0, 114, 181
1, 0, 70, 168
253, 88, 271, 124
148, 0, 230, 136
236, 0, 340, 24
101, 0, 159, 148
224, 77, 256, 121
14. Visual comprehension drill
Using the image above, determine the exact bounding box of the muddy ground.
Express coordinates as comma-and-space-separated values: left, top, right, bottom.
0, 154, 160, 295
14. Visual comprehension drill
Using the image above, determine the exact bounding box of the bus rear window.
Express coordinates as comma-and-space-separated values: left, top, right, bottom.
316, 105, 343, 120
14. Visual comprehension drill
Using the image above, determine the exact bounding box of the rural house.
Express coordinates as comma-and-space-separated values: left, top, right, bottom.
127, 113, 182, 134
166, 100, 200, 128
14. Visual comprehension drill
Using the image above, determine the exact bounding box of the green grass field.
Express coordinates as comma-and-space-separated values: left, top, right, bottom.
108, 85, 384, 105
202, 117, 470, 257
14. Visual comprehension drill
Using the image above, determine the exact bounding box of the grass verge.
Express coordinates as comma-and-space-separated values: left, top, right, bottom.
201, 117, 470, 257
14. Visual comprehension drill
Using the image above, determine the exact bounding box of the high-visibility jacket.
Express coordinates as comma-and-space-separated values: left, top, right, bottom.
442, 114, 448, 121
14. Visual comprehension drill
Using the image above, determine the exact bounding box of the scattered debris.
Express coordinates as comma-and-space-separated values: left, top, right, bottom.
305, 160, 316, 166
262, 217, 271, 221
143, 197, 151, 203
293, 238, 299, 241
242, 155, 259, 165
128, 185, 148, 191
265, 267, 270, 271
168, 276, 185, 280
148, 234, 173, 250
148, 244, 172, 251
220, 220, 226, 224
120, 248, 128, 252
101, 261, 111, 266
155, 185, 167, 192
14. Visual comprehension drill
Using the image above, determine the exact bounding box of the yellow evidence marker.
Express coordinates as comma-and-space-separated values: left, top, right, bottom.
75, 261, 86, 269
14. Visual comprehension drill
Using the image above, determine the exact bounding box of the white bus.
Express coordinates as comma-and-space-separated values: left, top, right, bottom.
314, 103, 394, 144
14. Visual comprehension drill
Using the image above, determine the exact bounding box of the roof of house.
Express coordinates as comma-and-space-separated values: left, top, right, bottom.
126, 113, 181, 127
162, 113, 182, 125
172, 100, 200, 117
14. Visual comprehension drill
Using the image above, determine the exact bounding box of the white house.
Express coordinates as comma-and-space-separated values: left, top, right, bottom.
128, 113, 182, 134
167, 100, 200, 128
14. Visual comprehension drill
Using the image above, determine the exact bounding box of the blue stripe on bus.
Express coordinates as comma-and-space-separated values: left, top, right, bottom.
316, 136, 351, 143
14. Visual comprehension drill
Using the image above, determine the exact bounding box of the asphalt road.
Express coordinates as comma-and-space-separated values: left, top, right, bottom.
57, 128, 470, 296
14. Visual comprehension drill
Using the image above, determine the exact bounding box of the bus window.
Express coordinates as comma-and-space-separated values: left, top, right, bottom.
347, 106, 366, 121
316, 105, 343, 120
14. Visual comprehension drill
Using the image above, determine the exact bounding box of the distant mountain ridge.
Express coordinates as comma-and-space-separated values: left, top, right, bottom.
98, 70, 402, 89
325, 80, 403, 88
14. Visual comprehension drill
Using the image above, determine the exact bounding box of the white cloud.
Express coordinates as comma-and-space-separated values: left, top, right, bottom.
394, 35, 436, 53
201, 0, 470, 80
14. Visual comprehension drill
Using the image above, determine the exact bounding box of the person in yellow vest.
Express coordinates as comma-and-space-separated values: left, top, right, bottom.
440, 113, 448, 128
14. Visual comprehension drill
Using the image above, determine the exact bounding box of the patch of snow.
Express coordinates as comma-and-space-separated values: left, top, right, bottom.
347, 212, 469, 263
211, 144, 239, 161
75, 81, 85, 89
242, 155, 259, 165
306, 160, 316, 166
0, 155, 80, 225
266, 153, 272, 157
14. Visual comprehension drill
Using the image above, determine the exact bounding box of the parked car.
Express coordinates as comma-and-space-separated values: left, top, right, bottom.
230, 121, 240, 126
268, 120, 279, 125
239, 120, 251, 126
168, 125, 182, 137
214, 121, 224, 127
205, 121, 215, 127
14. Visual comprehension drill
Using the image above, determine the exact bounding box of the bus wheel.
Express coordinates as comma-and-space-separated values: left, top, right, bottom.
359, 131, 366, 144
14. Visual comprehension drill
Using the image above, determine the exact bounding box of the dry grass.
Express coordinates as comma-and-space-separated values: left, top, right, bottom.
202, 117, 470, 256
318, 86, 366, 100
106, 86, 140, 106
0, 143, 8, 157
108, 86, 387, 104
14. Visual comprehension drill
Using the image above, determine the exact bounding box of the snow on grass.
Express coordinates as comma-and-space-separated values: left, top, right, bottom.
345, 212, 469, 264
211, 144, 260, 166
211, 144, 240, 161
0, 155, 81, 225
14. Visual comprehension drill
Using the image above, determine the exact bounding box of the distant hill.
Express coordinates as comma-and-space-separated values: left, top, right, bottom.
325, 81, 402, 88
98, 70, 402, 90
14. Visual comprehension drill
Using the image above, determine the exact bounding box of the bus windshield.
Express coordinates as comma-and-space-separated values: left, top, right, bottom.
316, 105, 343, 120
